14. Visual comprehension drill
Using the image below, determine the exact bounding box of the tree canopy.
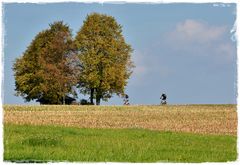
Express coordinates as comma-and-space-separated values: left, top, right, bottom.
13, 13, 134, 105
13, 21, 80, 104
75, 13, 134, 105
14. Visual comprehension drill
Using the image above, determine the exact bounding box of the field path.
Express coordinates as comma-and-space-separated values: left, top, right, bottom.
4, 105, 237, 135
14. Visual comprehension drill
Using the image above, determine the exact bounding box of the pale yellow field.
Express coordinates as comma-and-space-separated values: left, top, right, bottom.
3, 104, 237, 135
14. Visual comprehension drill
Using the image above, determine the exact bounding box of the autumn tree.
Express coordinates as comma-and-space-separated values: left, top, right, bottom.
75, 13, 134, 105
13, 21, 80, 104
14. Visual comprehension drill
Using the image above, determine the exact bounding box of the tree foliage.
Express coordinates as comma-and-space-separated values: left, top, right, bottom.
13, 21, 80, 104
75, 13, 134, 105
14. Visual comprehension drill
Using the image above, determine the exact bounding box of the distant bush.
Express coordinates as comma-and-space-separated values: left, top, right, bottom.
80, 99, 94, 105
71, 101, 79, 105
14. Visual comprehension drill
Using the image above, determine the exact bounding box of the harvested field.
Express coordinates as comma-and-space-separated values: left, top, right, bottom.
3, 104, 237, 135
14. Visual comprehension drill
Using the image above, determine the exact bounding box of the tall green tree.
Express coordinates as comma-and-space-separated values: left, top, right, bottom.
75, 13, 134, 105
13, 21, 80, 104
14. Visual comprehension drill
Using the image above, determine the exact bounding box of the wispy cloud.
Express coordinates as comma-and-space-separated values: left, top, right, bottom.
215, 43, 235, 61
129, 49, 174, 87
131, 50, 148, 77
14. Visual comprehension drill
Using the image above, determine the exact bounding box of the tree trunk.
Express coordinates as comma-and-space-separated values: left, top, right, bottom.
96, 89, 101, 105
96, 95, 101, 105
63, 95, 65, 105
90, 88, 94, 105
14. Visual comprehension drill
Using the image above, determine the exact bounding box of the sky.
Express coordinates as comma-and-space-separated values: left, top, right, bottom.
2, 2, 237, 105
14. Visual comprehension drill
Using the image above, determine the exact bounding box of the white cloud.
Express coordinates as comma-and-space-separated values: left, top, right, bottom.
168, 19, 226, 44
129, 19, 235, 88
165, 19, 235, 62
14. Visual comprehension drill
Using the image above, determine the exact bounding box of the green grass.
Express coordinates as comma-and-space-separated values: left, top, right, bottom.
4, 124, 237, 163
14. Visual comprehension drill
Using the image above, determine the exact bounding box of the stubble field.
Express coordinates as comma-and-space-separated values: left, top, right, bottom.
3, 104, 238, 162
4, 104, 237, 135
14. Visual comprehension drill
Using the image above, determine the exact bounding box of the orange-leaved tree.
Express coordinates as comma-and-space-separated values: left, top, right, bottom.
13, 21, 80, 104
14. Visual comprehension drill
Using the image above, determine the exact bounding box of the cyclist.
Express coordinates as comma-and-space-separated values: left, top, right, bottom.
160, 93, 167, 105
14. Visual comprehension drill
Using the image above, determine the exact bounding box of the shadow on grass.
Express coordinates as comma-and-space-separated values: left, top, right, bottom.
7, 160, 49, 163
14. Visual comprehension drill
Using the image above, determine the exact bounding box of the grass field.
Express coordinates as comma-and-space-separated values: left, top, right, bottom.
3, 104, 238, 162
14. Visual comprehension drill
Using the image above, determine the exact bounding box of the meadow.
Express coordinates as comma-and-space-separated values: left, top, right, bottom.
3, 104, 237, 162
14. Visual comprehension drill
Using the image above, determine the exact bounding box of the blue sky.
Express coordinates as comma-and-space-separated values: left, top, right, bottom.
3, 3, 237, 105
